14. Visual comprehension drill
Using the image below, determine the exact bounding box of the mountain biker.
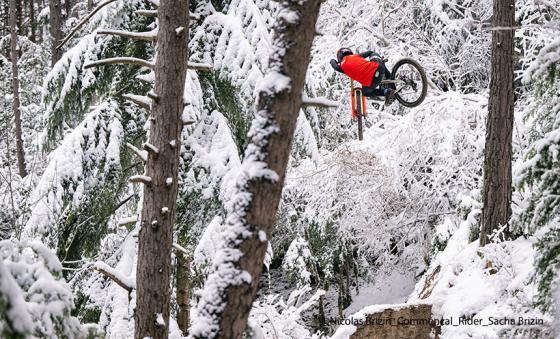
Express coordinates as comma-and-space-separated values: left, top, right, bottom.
330, 48, 396, 106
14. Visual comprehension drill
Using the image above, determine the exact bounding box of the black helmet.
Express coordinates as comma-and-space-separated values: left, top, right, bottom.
337, 48, 353, 62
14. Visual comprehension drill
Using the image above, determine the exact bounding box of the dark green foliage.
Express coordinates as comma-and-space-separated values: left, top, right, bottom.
56, 177, 134, 263
305, 221, 338, 285
42, 101, 144, 267
190, 0, 230, 12
72, 292, 102, 324
517, 84, 560, 234
176, 190, 222, 251
534, 228, 560, 312
516, 55, 560, 317
520, 141, 560, 232
199, 71, 249, 152
468, 222, 480, 243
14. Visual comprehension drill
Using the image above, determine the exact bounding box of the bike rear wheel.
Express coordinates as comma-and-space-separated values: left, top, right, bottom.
391, 58, 427, 108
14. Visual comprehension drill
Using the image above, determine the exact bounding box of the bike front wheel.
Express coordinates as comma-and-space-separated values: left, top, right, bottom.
355, 89, 363, 140
391, 58, 427, 108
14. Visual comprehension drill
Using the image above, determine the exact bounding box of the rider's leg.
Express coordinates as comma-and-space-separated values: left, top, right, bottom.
363, 62, 387, 98
384, 65, 391, 79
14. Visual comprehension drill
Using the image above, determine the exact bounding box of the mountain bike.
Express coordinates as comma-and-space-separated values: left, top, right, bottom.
351, 58, 427, 140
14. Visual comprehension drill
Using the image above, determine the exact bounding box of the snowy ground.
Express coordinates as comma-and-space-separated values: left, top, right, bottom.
343, 268, 417, 315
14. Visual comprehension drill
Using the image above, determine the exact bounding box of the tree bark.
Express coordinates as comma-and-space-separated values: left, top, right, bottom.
480, 0, 515, 246
176, 252, 191, 334
29, 0, 35, 42
10, 0, 27, 178
49, 0, 63, 66
134, 0, 189, 338
190, 0, 323, 338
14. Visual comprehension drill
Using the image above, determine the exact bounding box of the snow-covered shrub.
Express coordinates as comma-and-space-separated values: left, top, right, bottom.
282, 236, 314, 287
248, 285, 324, 339
0, 240, 83, 338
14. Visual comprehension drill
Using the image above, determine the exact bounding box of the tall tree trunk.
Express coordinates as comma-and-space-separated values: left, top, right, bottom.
134, 0, 189, 338
29, 0, 35, 42
190, 0, 323, 337
176, 252, 191, 334
49, 0, 63, 66
480, 0, 515, 245
10, 0, 27, 178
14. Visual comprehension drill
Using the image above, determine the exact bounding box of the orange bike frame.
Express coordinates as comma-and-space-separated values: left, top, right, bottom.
350, 81, 366, 119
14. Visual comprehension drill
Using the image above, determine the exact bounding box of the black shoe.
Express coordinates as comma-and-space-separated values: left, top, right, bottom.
384, 89, 396, 106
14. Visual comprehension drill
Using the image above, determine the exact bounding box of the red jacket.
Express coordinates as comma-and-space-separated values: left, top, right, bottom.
340, 55, 379, 87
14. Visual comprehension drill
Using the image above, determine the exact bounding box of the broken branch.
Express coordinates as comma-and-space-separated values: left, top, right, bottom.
187, 62, 213, 71
130, 175, 152, 185
97, 28, 158, 42
123, 94, 151, 110
126, 142, 148, 162
95, 266, 133, 293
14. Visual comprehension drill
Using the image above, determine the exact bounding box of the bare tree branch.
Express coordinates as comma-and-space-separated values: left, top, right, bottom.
84, 57, 154, 69
301, 97, 339, 108
56, 0, 120, 50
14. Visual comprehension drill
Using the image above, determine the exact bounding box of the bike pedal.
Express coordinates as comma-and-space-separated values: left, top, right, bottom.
371, 103, 380, 110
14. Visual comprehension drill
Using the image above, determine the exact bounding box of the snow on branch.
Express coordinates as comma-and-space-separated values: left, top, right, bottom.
123, 93, 151, 110
94, 261, 135, 293
136, 72, 155, 84
126, 142, 148, 162
118, 216, 138, 226
147, 90, 160, 102
301, 96, 339, 108
84, 57, 154, 70
56, 0, 119, 50
143, 142, 160, 156
136, 9, 158, 17
97, 28, 158, 42
173, 243, 189, 256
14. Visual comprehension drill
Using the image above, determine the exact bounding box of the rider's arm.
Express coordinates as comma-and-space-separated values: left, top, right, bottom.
359, 51, 381, 60
330, 59, 344, 73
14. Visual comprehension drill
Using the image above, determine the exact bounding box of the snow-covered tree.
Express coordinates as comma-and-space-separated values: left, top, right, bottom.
0, 240, 84, 338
